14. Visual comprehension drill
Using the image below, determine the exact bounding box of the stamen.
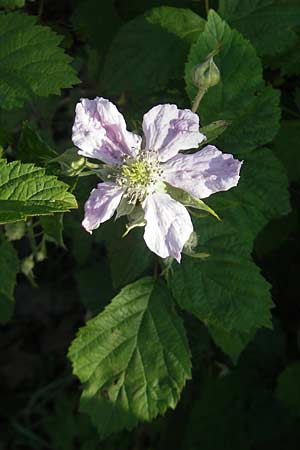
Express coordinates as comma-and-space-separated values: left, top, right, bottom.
115, 149, 162, 203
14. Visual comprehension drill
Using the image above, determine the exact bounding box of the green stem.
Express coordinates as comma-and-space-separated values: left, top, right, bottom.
205, 0, 209, 15
27, 222, 38, 257
191, 87, 206, 113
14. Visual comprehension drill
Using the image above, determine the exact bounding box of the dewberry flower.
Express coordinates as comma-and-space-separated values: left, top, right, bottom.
72, 97, 242, 262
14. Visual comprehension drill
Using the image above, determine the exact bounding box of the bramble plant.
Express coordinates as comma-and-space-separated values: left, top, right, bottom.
0, 1, 299, 449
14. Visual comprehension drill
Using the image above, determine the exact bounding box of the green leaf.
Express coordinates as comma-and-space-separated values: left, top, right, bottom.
0, 237, 19, 323
171, 253, 273, 333
68, 277, 191, 437
276, 363, 300, 416
102, 6, 205, 96
272, 120, 300, 182
18, 122, 57, 166
207, 149, 291, 240
185, 11, 280, 153
0, 159, 77, 224
165, 183, 220, 220
208, 324, 256, 363
218, 0, 300, 57
0, 12, 79, 110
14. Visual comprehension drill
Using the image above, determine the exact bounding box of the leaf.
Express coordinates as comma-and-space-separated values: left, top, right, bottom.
171, 253, 273, 333
208, 324, 256, 363
165, 183, 220, 220
0, 236, 19, 323
68, 277, 191, 437
272, 120, 300, 182
185, 11, 280, 153
276, 363, 300, 416
0, 12, 79, 110
218, 0, 300, 57
0, 159, 77, 224
207, 149, 291, 240
18, 122, 57, 166
102, 6, 205, 96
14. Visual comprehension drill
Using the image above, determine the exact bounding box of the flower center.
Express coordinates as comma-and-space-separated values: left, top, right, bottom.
116, 151, 162, 203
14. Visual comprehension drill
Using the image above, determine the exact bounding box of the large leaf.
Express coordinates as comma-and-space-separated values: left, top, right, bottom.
0, 159, 77, 224
68, 277, 191, 437
0, 0, 25, 8
218, 0, 300, 57
102, 6, 205, 96
0, 237, 19, 323
185, 11, 280, 153
206, 149, 291, 240
171, 253, 273, 333
0, 12, 79, 110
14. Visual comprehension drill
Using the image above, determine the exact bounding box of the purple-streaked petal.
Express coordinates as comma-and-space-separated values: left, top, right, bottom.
72, 97, 142, 165
143, 192, 193, 262
163, 145, 243, 199
142, 104, 205, 162
82, 182, 124, 233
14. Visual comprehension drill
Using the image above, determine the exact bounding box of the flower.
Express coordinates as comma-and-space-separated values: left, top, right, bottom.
72, 97, 242, 262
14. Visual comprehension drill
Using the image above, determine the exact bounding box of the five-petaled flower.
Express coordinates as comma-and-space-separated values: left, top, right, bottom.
72, 97, 242, 262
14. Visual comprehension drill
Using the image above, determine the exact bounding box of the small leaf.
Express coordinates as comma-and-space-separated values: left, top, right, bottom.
18, 121, 57, 165
0, 159, 77, 224
0, 236, 19, 323
68, 277, 191, 437
165, 183, 220, 220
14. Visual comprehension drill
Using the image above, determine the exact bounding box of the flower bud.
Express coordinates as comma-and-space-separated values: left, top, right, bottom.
192, 56, 220, 90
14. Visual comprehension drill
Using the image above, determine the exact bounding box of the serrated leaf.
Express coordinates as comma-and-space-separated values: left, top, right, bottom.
0, 12, 79, 110
185, 11, 280, 153
102, 6, 205, 96
68, 277, 191, 437
0, 159, 77, 224
171, 253, 273, 333
218, 0, 300, 57
0, 236, 19, 323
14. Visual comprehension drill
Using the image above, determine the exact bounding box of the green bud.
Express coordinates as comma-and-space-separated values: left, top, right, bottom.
192, 56, 220, 90
21, 255, 35, 276
5, 221, 26, 241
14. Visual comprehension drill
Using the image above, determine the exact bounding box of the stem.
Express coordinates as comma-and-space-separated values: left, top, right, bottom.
205, 0, 209, 15
27, 222, 38, 257
191, 87, 206, 113
38, 0, 44, 19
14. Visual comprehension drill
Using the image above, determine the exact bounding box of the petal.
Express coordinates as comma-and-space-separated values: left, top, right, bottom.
143, 192, 193, 262
163, 145, 243, 199
82, 182, 124, 233
72, 97, 142, 165
142, 104, 205, 162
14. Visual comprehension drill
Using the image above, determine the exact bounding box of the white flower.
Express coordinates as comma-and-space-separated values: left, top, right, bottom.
72, 97, 242, 262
